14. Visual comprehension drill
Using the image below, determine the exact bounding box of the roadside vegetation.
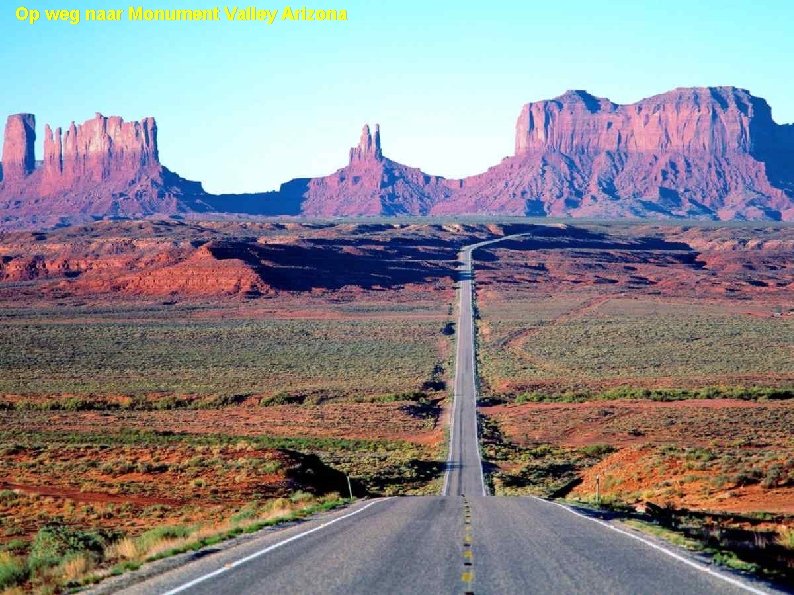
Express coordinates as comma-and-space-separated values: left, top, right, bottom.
573, 503, 794, 584
478, 410, 794, 585
0, 426, 445, 592
479, 414, 614, 497
478, 297, 794, 401
0, 296, 452, 592
0, 315, 447, 400
0, 491, 345, 593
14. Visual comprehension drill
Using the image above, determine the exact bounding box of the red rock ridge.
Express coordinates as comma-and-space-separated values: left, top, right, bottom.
300, 124, 454, 216
431, 87, 794, 220
42, 114, 159, 194
514, 88, 762, 155
1, 86, 793, 226
0, 113, 209, 227
1, 114, 36, 183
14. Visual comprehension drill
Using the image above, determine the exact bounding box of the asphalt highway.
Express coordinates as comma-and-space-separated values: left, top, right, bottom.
110, 235, 770, 595
443, 239, 490, 498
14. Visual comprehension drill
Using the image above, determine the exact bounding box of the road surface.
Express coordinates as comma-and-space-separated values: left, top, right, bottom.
108, 235, 770, 595
443, 238, 493, 497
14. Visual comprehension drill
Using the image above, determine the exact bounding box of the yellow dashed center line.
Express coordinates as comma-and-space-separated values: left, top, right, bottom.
461, 497, 475, 594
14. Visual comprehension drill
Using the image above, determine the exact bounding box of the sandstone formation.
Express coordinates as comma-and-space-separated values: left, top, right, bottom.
349, 124, 382, 162
0, 113, 209, 228
431, 87, 794, 220
1, 114, 36, 183
42, 114, 159, 191
299, 124, 453, 216
1, 220, 790, 302
1, 86, 793, 228
297, 87, 794, 221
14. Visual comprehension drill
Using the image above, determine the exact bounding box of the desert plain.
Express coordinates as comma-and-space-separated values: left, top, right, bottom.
0, 218, 791, 590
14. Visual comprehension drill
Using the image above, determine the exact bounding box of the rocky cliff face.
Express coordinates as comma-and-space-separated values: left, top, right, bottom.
296, 87, 793, 220
1, 86, 793, 228
0, 113, 208, 228
515, 88, 765, 155
299, 124, 453, 216
1, 114, 36, 183
431, 87, 794, 220
349, 124, 382, 163
42, 114, 159, 192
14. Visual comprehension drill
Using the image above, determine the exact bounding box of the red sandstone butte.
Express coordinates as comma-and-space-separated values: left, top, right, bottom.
41, 114, 159, 193
431, 87, 794, 220
1, 114, 36, 183
0, 113, 208, 227
1, 86, 793, 228
300, 123, 453, 216
295, 87, 794, 221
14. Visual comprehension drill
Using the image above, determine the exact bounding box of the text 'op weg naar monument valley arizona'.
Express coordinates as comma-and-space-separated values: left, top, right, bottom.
0, 2, 792, 593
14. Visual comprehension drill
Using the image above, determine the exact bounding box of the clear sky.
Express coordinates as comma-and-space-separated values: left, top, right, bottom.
2, 0, 793, 193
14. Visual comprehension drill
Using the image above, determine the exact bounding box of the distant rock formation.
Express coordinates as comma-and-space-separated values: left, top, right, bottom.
1, 86, 793, 228
432, 87, 794, 220
41, 114, 159, 193
349, 124, 382, 163
0, 113, 210, 227
1, 114, 36, 183
299, 124, 453, 216
291, 88, 794, 220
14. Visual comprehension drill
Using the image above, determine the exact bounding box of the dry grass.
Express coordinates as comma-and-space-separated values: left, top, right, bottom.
0, 493, 345, 592
482, 399, 794, 514
777, 527, 794, 550
59, 552, 92, 583
105, 538, 137, 562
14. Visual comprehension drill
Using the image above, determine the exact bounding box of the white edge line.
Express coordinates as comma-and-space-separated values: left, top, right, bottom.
468, 255, 488, 497
446, 234, 529, 498
442, 256, 465, 497
161, 498, 390, 595
532, 497, 769, 595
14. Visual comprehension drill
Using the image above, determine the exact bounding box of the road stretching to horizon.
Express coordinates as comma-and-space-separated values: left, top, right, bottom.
107, 235, 770, 595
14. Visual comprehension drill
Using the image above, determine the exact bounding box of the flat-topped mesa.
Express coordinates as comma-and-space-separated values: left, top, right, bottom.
515, 86, 774, 156
349, 123, 383, 163
43, 113, 159, 187
1, 114, 36, 183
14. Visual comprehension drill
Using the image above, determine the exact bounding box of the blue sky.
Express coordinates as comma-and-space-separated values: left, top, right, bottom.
2, 0, 792, 193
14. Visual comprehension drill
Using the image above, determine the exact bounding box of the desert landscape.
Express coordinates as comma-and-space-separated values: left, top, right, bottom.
0, 218, 791, 590
471, 223, 793, 581
4, 1, 794, 591
0, 221, 482, 591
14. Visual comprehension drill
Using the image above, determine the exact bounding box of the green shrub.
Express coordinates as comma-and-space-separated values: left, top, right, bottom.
580, 444, 615, 458
0, 489, 18, 504
761, 465, 782, 489
515, 391, 547, 404
289, 490, 314, 503
27, 524, 106, 572
0, 551, 27, 589
260, 393, 303, 407
135, 525, 191, 553
60, 397, 93, 411
230, 504, 257, 524
0, 539, 27, 554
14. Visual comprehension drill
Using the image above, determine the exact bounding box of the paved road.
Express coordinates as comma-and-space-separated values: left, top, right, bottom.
114, 495, 760, 595
110, 235, 770, 595
470, 496, 756, 595
443, 240, 489, 497
116, 497, 463, 595
444, 234, 534, 497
